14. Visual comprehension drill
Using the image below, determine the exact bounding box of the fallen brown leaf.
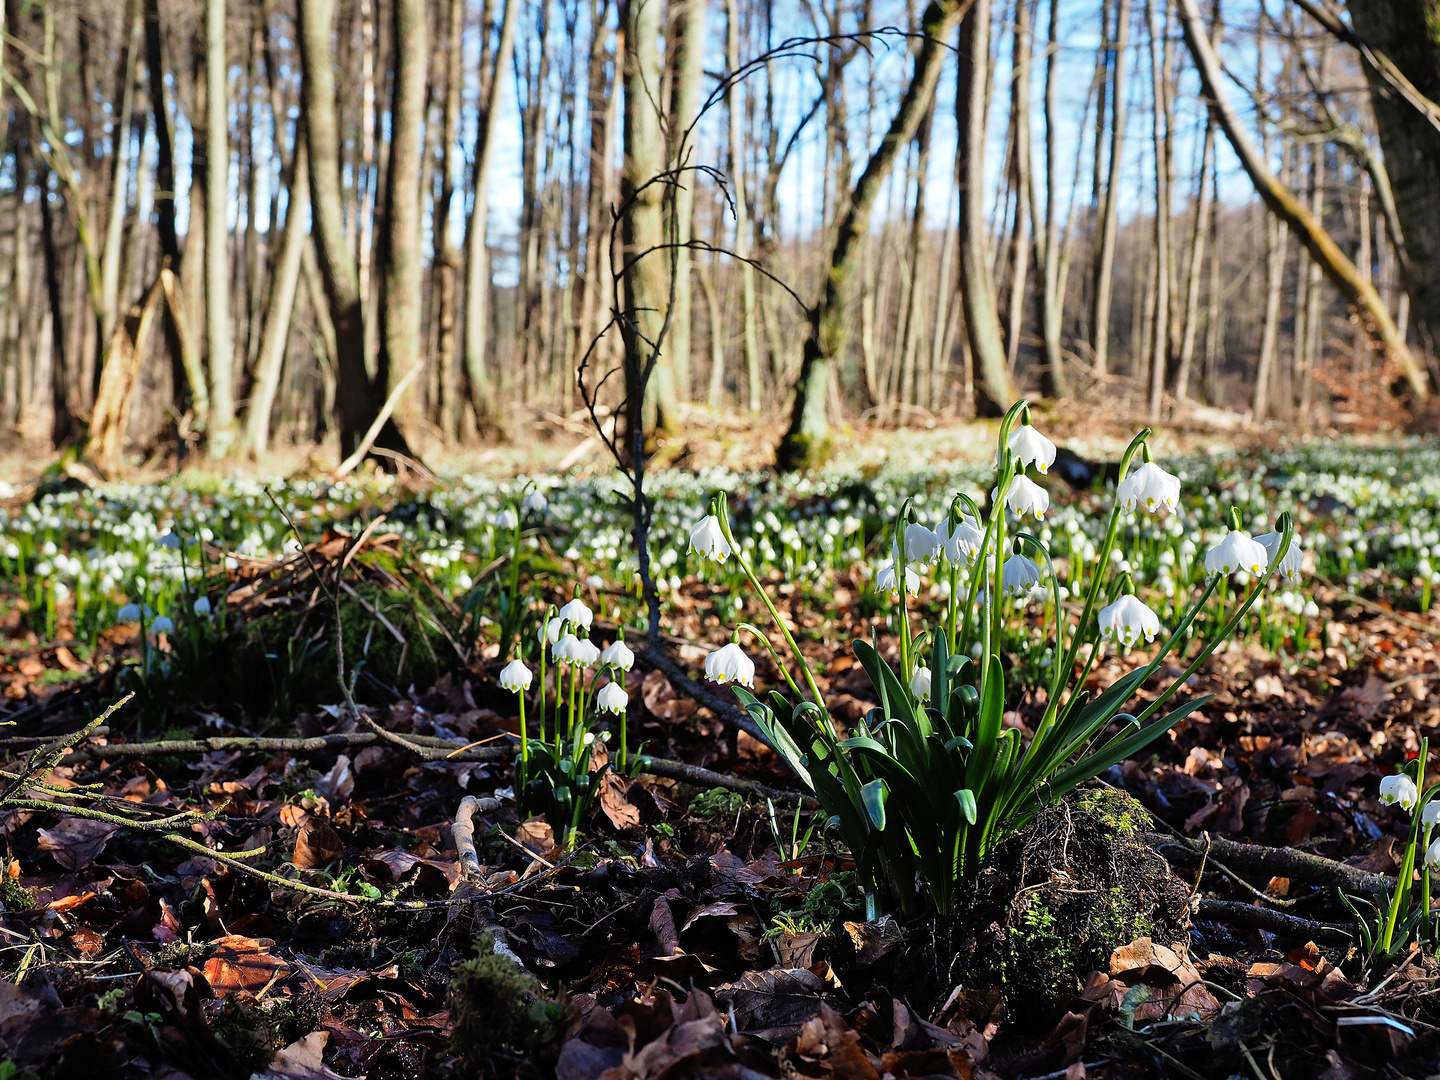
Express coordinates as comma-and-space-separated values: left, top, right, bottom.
36, 818, 118, 872
293, 817, 344, 870
201, 934, 291, 994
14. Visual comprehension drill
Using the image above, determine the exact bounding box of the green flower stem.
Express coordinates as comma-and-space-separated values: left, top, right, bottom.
896, 498, 915, 687
1130, 514, 1294, 729
714, 496, 826, 711
738, 622, 807, 701
519, 687, 529, 769
1041, 429, 1150, 733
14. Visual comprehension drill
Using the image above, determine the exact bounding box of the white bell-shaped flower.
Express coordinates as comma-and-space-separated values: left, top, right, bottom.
875, 562, 921, 600
688, 515, 732, 562
521, 490, 548, 515
999, 474, 1049, 519
704, 642, 756, 687
493, 507, 519, 530
538, 616, 565, 646
904, 523, 944, 567
943, 518, 984, 566
1001, 552, 1041, 597
158, 531, 183, 550
596, 680, 628, 714
499, 659, 533, 692
558, 597, 594, 631
1427, 836, 1440, 870
552, 633, 585, 664
1117, 461, 1182, 514
1204, 530, 1269, 577
1380, 773, 1419, 812
1097, 594, 1161, 648
574, 638, 602, 667
193, 596, 212, 616
1423, 800, 1440, 828
149, 615, 174, 635
601, 638, 635, 671
909, 665, 932, 701
1008, 424, 1057, 475
1255, 530, 1302, 582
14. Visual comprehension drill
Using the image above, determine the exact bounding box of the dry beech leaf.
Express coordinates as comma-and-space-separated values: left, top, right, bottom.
36, 818, 118, 872
202, 934, 291, 994
253, 1030, 350, 1080
598, 772, 641, 829
293, 817, 344, 870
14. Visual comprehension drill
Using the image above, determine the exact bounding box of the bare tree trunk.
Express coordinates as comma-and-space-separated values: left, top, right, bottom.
726, 0, 762, 413
1004, 0, 1034, 383
1174, 113, 1215, 400
957, 0, 1017, 412
1178, 0, 1428, 400
100, 1, 142, 346
1040, 0, 1067, 395
205, 0, 235, 455
376, 0, 426, 438
246, 140, 309, 456
462, 0, 519, 435
298, 0, 381, 457
1091, 0, 1131, 380
778, 0, 967, 468
899, 99, 936, 413
701, 266, 727, 406
1146, 0, 1171, 419
1300, 142, 1324, 414
144, 0, 202, 427
435, 0, 464, 441
621, 0, 678, 439
667, 0, 706, 403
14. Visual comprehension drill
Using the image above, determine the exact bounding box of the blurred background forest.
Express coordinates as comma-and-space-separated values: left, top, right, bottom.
3, 0, 1439, 473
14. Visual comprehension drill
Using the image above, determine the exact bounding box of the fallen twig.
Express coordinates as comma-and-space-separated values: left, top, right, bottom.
640, 756, 815, 807
1149, 832, 1391, 899
1194, 898, 1352, 946
453, 795, 502, 880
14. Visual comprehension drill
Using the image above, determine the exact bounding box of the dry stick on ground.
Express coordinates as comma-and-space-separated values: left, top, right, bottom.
453, 795, 502, 879
1194, 898, 1353, 947
1150, 832, 1392, 898
19, 732, 805, 802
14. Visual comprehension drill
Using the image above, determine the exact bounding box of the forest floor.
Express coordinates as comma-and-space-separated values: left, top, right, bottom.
0, 423, 1436, 1079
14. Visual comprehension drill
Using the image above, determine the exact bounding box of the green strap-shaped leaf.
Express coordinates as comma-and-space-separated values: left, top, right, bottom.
1048, 695, 1213, 799
956, 788, 977, 825
965, 655, 1005, 794
931, 633, 950, 724
861, 778, 889, 830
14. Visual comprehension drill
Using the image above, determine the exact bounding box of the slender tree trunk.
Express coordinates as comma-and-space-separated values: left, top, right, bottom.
462, 0, 519, 435
100, 0, 142, 346
1174, 114, 1215, 400
1178, 0, 1428, 400
205, 0, 235, 455
778, 0, 967, 468
667, 0, 706, 403
376, 0, 427, 436
298, 0, 380, 456
1091, 0, 1131, 379
1300, 143, 1324, 414
1146, 0, 1170, 419
726, 0, 762, 413
246, 140, 309, 457
1004, 0, 1034, 383
435, 0, 464, 440
1040, 0, 1067, 395
621, 0, 677, 439
956, 0, 1017, 412
701, 266, 727, 406
899, 99, 936, 414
